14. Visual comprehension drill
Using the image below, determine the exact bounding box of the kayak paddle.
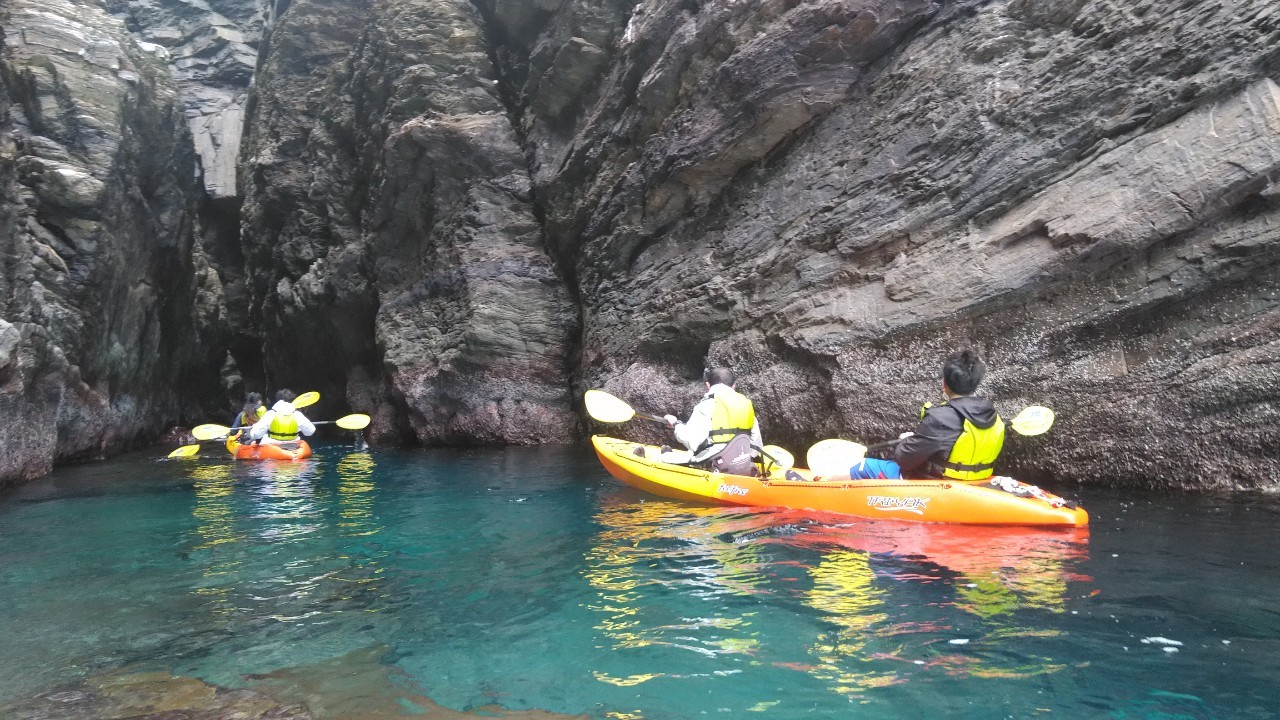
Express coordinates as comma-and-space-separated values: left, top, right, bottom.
584, 389, 668, 424
192, 412, 371, 441
805, 405, 1056, 476
584, 389, 793, 470
167, 444, 202, 459
760, 444, 794, 471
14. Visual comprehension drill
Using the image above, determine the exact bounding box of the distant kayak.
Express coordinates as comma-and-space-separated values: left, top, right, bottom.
592, 436, 1087, 527
225, 435, 312, 461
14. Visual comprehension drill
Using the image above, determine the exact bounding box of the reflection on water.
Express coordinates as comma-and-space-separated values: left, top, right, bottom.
182, 452, 394, 657
584, 494, 1091, 702
5, 447, 1278, 719
190, 464, 242, 619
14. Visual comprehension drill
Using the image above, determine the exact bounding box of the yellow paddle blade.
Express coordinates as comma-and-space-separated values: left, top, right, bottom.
295, 391, 320, 408
1009, 405, 1055, 436
335, 413, 371, 430
584, 390, 636, 423
192, 423, 232, 441
806, 439, 868, 477
168, 444, 201, 458
761, 444, 794, 470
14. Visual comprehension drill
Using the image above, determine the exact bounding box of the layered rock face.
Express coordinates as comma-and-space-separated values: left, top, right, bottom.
5, 0, 1277, 489
239, 0, 578, 444
0, 0, 225, 484
478, 0, 1280, 489
238, 0, 578, 443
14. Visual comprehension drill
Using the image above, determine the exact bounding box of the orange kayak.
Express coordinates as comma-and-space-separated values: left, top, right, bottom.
592, 436, 1087, 527
226, 435, 312, 461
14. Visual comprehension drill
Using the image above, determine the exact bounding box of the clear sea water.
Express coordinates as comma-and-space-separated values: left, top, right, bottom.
1, 442, 1278, 719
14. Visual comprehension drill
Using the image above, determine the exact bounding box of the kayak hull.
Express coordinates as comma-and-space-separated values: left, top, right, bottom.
226, 436, 312, 461
592, 435, 1087, 527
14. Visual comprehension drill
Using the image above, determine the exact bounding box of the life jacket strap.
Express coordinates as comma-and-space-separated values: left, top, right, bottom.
707, 427, 754, 442
941, 459, 995, 472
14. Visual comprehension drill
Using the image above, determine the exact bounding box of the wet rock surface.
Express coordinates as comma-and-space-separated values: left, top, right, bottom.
2, 649, 587, 719
239, 0, 578, 445
2, 0, 1278, 488
489, 0, 1280, 489
0, 0, 226, 486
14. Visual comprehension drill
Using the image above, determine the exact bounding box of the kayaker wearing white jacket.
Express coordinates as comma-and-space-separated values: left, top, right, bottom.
664, 367, 763, 472
249, 389, 316, 444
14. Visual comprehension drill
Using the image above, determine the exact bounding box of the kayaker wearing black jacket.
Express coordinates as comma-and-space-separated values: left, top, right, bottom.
894, 350, 1006, 480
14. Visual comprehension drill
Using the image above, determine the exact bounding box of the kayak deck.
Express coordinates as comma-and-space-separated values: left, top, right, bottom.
592, 435, 1087, 527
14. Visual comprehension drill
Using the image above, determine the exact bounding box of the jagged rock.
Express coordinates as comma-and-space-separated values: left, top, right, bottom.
239, 0, 577, 445
104, 0, 264, 202
4, 0, 1279, 490
486, 0, 1280, 489
0, 0, 225, 486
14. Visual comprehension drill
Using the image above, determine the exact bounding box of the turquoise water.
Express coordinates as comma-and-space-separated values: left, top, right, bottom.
1, 443, 1278, 719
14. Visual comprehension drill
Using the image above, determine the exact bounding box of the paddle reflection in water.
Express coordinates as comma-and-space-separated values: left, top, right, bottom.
189, 464, 244, 620
332, 453, 389, 609
583, 490, 1092, 702
178, 451, 395, 682
584, 498, 771, 689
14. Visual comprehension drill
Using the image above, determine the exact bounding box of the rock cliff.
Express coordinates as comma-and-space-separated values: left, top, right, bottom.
480, 0, 1280, 489
3, 0, 1278, 489
238, 0, 578, 444
0, 0, 226, 484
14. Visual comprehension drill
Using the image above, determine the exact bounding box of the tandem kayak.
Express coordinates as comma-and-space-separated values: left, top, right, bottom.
225, 435, 312, 461
592, 436, 1087, 527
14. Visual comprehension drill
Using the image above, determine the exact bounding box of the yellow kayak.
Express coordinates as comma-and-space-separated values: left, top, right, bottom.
592, 436, 1087, 527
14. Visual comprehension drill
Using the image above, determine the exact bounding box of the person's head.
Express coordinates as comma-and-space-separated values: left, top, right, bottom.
704, 367, 737, 388
243, 391, 262, 410
275, 389, 297, 403
942, 350, 986, 396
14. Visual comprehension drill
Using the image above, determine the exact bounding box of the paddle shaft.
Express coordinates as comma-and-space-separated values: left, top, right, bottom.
630, 407, 789, 467
630, 411, 671, 424
864, 408, 1050, 452
207, 419, 360, 440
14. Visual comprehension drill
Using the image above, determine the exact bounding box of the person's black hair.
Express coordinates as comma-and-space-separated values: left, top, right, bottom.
276, 389, 297, 403
704, 367, 737, 387
943, 350, 985, 395
244, 391, 262, 408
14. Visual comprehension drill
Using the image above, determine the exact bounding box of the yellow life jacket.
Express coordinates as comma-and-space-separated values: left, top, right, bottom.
706, 388, 756, 445
268, 412, 300, 441
941, 415, 1006, 480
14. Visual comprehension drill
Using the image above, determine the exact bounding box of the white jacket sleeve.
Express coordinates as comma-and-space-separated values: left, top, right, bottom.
751, 419, 763, 449
248, 411, 274, 440
294, 411, 316, 437
674, 397, 714, 452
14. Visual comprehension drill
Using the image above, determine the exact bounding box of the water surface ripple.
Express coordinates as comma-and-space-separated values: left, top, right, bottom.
1, 445, 1277, 719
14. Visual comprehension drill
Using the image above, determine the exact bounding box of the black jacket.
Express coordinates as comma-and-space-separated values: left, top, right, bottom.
893, 396, 1001, 477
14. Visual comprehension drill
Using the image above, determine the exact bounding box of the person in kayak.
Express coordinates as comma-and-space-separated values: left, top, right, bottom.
248, 389, 317, 445
822, 350, 1005, 481
893, 349, 1005, 480
230, 392, 265, 442
233, 392, 264, 430
663, 367, 763, 475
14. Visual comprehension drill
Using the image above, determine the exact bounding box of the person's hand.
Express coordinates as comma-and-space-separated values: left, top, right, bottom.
664, 414, 679, 427
898, 431, 915, 440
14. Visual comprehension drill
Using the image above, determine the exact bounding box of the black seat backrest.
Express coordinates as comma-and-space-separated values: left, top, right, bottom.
710, 434, 757, 476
